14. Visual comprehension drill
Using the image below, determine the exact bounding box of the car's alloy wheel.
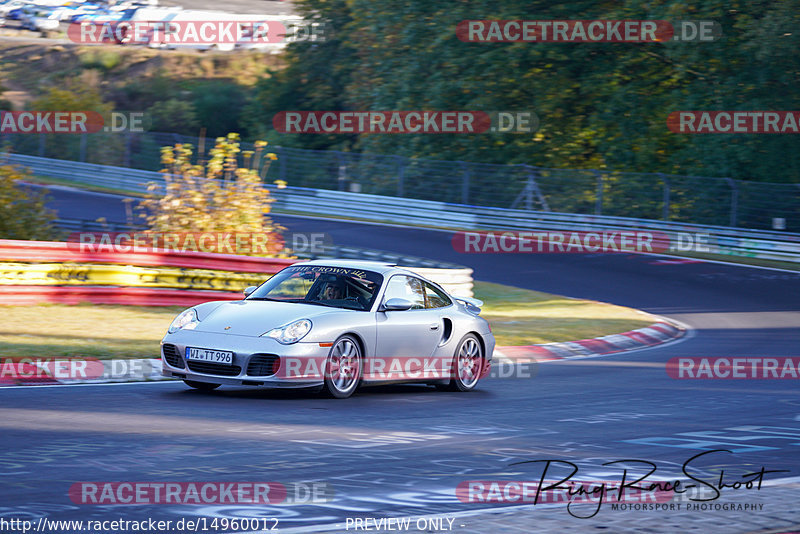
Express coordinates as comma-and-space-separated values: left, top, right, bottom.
443, 334, 483, 392
323, 335, 362, 398
184, 380, 220, 391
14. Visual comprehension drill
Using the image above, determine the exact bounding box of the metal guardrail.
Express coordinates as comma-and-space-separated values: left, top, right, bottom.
7, 153, 158, 194
7, 153, 800, 265
274, 187, 800, 263
4, 129, 800, 230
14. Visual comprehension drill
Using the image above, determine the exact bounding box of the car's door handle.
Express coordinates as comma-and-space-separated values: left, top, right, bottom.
429, 323, 440, 330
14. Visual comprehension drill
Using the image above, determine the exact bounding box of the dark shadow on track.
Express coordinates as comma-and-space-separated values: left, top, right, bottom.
163, 382, 494, 400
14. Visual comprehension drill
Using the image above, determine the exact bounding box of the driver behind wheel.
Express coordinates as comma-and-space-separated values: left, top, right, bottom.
322, 279, 346, 300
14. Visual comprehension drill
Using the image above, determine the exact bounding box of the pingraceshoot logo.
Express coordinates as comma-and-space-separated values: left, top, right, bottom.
458, 451, 786, 518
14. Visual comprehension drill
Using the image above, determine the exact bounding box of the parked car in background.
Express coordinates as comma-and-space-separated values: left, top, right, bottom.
0, 0, 26, 16
6, 6, 23, 20
69, 3, 106, 23
19, 5, 60, 31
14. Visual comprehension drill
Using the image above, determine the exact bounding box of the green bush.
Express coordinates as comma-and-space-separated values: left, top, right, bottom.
79, 49, 122, 71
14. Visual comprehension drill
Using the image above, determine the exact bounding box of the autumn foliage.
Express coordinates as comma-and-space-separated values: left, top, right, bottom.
138, 134, 286, 256
0, 163, 58, 240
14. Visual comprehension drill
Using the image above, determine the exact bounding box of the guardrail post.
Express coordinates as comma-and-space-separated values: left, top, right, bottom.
525, 176, 533, 210
396, 155, 405, 197
659, 173, 670, 220
124, 131, 132, 168
462, 163, 470, 205
594, 170, 603, 215
727, 178, 739, 227
277, 146, 287, 183
337, 152, 347, 191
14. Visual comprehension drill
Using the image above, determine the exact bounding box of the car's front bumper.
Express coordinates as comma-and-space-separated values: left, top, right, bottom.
161, 330, 329, 388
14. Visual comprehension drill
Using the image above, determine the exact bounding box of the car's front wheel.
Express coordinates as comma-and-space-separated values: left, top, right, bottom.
441, 334, 483, 392
184, 380, 220, 391
322, 335, 362, 399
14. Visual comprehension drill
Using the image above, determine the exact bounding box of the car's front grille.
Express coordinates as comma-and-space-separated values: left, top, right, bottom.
186, 361, 242, 377
162, 344, 184, 369
247, 354, 280, 376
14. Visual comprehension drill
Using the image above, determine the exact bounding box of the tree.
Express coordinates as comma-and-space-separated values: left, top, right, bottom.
244, 0, 358, 150
250, 0, 800, 184
147, 99, 200, 136
31, 86, 121, 164
190, 81, 249, 138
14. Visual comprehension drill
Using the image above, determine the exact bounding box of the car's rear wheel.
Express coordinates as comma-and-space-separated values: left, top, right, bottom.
322, 335, 362, 399
184, 380, 220, 391
441, 334, 483, 392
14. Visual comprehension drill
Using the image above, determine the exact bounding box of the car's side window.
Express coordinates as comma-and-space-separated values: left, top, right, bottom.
424, 282, 451, 308
384, 275, 426, 309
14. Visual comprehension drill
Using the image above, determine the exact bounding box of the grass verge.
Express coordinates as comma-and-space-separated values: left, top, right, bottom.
0, 282, 657, 360
28, 175, 145, 198
474, 282, 655, 346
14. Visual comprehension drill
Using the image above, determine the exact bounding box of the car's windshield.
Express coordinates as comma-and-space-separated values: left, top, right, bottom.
247, 265, 383, 311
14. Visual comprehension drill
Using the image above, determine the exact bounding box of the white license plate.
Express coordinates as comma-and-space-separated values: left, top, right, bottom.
185, 347, 234, 364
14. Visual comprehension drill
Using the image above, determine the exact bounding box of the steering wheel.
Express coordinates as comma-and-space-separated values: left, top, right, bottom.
345, 296, 368, 309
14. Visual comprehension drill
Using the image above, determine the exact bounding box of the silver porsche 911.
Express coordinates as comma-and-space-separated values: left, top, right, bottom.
161, 259, 495, 398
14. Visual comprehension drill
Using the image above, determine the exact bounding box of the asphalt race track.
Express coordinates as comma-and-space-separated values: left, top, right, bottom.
1, 187, 799, 532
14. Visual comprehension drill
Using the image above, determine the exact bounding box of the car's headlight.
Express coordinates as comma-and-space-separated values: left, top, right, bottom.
263, 319, 312, 344
168, 308, 199, 333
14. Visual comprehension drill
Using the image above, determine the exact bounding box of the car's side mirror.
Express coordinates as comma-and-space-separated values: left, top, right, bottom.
243, 286, 257, 297
382, 298, 413, 311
